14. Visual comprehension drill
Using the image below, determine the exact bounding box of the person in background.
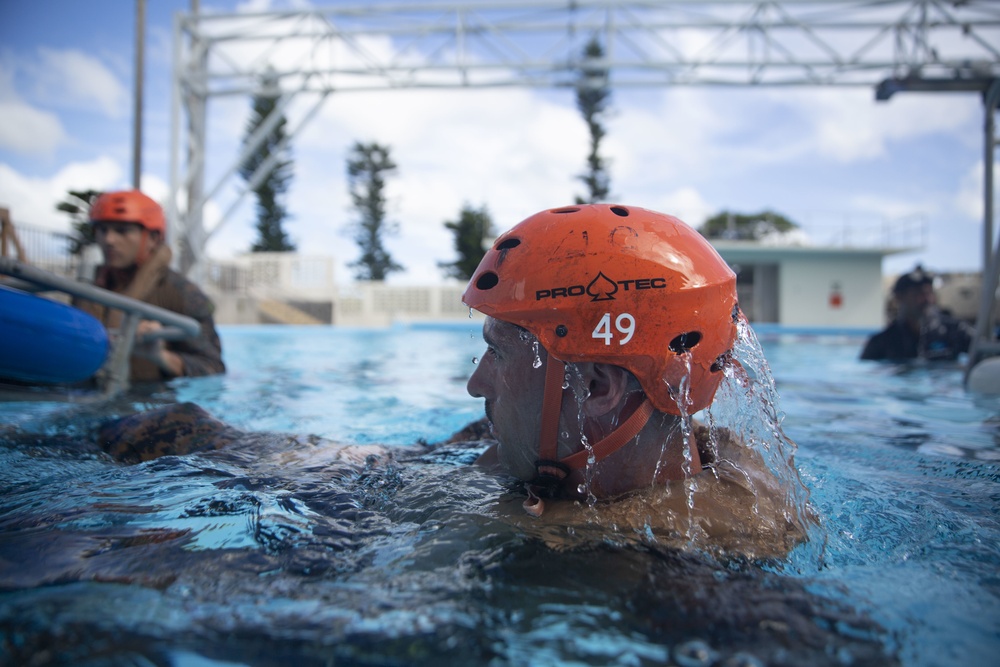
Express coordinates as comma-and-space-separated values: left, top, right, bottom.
463, 204, 811, 555
73, 189, 225, 381
860, 265, 973, 362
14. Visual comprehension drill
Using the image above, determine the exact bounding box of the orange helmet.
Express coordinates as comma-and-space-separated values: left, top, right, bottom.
463, 204, 738, 416
89, 190, 166, 235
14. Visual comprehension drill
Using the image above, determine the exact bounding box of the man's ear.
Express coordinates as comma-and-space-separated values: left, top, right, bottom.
581, 362, 630, 418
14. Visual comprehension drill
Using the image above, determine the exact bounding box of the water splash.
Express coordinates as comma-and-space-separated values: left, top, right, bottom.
700, 313, 821, 566
665, 353, 699, 540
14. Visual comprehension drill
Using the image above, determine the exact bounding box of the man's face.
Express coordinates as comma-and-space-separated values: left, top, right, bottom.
467, 317, 548, 480
896, 284, 935, 323
94, 221, 148, 269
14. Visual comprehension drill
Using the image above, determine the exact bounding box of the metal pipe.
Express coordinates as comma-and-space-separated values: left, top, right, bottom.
966, 79, 1000, 382
0, 258, 200, 339
132, 0, 146, 189
168, 11, 183, 269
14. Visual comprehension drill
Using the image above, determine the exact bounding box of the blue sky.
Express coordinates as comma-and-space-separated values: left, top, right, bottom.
0, 0, 991, 284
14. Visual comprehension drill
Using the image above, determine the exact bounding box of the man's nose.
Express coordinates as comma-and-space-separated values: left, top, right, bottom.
467, 359, 489, 398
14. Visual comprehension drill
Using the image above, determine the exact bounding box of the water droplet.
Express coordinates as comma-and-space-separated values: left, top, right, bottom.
531, 340, 542, 369
471, 356, 479, 365
721, 652, 765, 667
576, 483, 587, 495
468, 308, 474, 319
674, 639, 718, 667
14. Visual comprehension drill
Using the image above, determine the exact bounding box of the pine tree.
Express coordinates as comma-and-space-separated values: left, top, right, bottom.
56, 189, 103, 255
347, 141, 403, 280
700, 210, 800, 240
239, 72, 295, 252
439, 204, 495, 280
574, 36, 612, 204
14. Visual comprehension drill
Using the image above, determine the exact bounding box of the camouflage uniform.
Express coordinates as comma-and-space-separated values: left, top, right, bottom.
75, 264, 225, 381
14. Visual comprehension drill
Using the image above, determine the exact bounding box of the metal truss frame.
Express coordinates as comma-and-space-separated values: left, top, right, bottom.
169, 0, 1000, 279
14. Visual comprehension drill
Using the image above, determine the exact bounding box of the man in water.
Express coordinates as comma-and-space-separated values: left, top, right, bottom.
462, 204, 811, 555
860, 265, 973, 362
73, 190, 225, 380
96, 203, 810, 558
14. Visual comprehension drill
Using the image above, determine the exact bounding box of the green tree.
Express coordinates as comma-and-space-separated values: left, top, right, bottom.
347, 141, 403, 280
699, 210, 799, 240
56, 189, 102, 255
574, 36, 612, 204
239, 72, 296, 252
438, 204, 495, 280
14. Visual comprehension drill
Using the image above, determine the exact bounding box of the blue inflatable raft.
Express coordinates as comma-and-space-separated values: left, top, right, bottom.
0, 285, 108, 384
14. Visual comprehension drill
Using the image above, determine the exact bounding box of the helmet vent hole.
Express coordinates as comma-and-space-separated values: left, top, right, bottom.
553, 207, 580, 214
496, 238, 521, 250
475, 271, 499, 290
669, 331, 702, 354
610, 206, 629, 217
710, 351, 731, 373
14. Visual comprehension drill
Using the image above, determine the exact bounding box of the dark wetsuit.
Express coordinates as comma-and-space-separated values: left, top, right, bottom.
861, 311, 973, 362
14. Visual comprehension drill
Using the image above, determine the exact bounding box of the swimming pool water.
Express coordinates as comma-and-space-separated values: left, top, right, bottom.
0, 323, 997, 666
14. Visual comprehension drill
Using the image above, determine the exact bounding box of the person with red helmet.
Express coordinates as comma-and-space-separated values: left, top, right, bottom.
463, 204, 811, 554
73, 189, 225, 381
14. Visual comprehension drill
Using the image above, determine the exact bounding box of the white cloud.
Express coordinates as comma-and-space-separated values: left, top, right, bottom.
266, 86, 587, 283
956, 159, 1000, 222
0, 60, 66, 156
848, 192, 938, 221
0, 157, 124, 232
609, 88, 729, 187
234, 0, 278, 11
649, 186, 715, 225
32, 48, 129, 119
794, 88, 978, 163
0, 100, 65, 156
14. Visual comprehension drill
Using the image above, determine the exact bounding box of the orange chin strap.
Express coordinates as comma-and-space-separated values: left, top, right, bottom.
529, 357, 654, 501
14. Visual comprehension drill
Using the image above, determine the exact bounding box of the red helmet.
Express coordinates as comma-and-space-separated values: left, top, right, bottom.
463, 204, 737, 416
89, 190, 166, 235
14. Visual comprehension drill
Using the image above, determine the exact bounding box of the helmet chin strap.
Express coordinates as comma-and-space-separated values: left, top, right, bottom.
524, 356, 655, 517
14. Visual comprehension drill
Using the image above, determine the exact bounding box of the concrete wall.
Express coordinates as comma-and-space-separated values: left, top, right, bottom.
205, 247, 895, 329
333, 282, 470, 327
778, 253, 884, 328
207, 290, 264, 325
714, 243, 890, 329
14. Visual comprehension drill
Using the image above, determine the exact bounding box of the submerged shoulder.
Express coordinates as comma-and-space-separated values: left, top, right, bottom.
498, 475, 810, 561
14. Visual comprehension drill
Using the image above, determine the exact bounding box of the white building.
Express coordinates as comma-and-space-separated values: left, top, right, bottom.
711, 242, 909, 330
205, 243, 913, 330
